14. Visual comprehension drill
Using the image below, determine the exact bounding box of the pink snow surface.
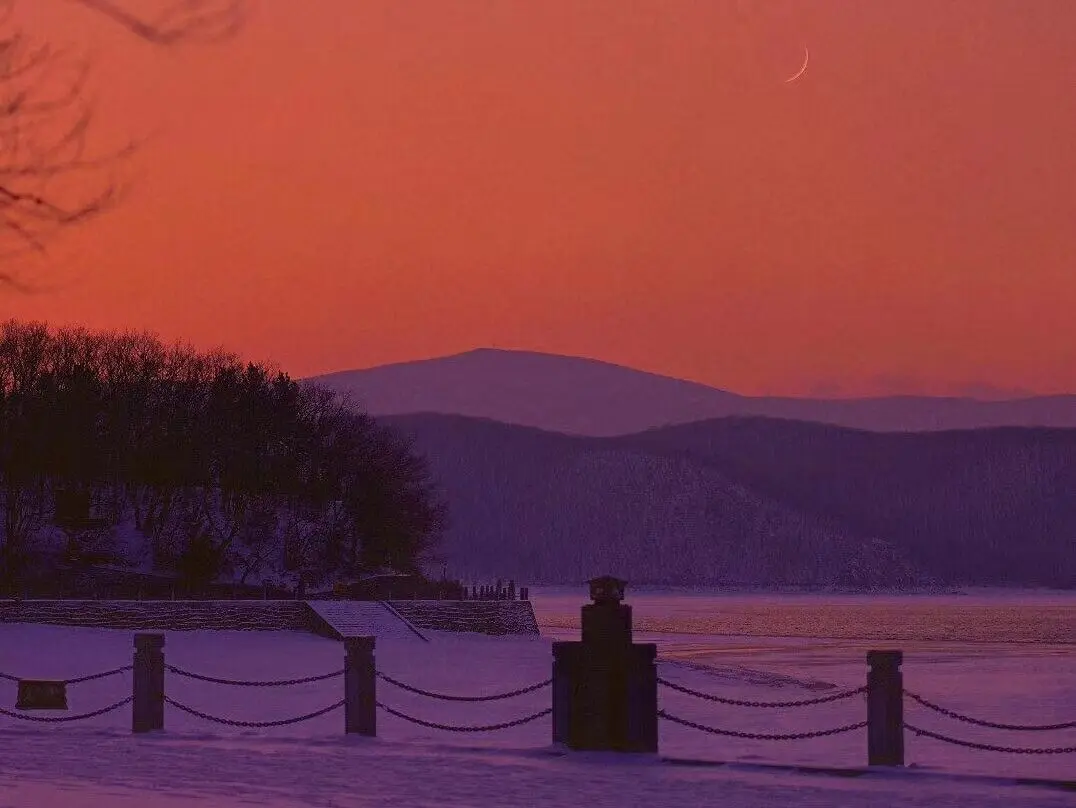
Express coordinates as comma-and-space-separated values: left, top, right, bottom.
0, 623, 1073, 807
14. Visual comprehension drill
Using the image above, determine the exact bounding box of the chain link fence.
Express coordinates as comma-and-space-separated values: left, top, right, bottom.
157, 661, 347, 729
658, 672, 1076, 760
377, 671, 551, 702
657, 676, 868, 745
659, 709, 867, 741
375, 670, 553, 732
903, 689, 1076, 756
905, 690, 1076, 732
0, 664, 132, 687
0, 653, 548, 737
0, 663, 134, 726
165, 664, 342, 687
0, 696, 133, 723
905, 723, 1076, 755
658, 677, 866, 708
378, 702, 552, 733
1, 656, 347, 730
4, 639, 1074, 770
164, 695, 345, 728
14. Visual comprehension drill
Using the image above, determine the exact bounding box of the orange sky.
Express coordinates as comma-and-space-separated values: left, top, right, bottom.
4, 0, 1075, 397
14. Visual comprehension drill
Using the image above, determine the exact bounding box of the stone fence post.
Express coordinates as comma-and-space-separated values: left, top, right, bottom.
133, 633, 165, 733
345, 636, 376, 736
552, 640, 582, 745
867, 650, 904, 766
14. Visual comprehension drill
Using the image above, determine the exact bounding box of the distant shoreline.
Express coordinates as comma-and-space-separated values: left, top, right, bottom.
526, 584, 1076, 597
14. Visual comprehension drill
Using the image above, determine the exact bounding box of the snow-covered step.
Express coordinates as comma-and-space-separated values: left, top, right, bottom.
304, 600, 427, 642
386, 600, 539, 635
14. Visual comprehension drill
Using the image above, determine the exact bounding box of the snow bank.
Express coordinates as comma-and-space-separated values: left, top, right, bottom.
1, 622, 1074, 806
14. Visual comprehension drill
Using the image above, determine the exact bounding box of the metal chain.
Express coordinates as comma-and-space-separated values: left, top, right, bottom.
905, 723, 1076, 755
0, 696, 133, 723
378, 702, 552, 732
658, 677, 867, 708
164, 696, 345, 727
165, 664, 343, 687
377, 672, 552, 702
905, 692, 1076, 732
0, 665, 133, 685
66, 665, 135, 685
659, 709, 867, 741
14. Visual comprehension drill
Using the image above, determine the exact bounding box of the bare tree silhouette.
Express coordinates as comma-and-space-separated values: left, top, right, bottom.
0, 0, 246, 282
67, 0, 245, 45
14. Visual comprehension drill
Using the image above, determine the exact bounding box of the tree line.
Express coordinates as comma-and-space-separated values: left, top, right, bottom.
0, 319, 446, 594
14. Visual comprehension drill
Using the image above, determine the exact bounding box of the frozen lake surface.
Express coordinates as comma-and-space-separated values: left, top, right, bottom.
531, 587, 1076, 644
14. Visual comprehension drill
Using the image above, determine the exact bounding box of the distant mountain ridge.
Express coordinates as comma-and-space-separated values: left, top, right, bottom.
381, 412, 1076, 590
312, 349, 1076, 435
312, 349, 1076, 589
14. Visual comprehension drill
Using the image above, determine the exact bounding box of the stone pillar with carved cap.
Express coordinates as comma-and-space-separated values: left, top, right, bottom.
552, 576, 657, 753
867, 650, 904, 766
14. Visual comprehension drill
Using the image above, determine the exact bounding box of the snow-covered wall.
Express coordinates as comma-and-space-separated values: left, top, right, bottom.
0, 600, 318, 632
0, 599, 540, 636
386, 600, 539, 635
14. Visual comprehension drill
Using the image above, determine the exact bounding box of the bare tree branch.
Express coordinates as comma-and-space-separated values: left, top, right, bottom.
0, 20, 120, 266
0, 0, 248, 284
66, 0, 247, 45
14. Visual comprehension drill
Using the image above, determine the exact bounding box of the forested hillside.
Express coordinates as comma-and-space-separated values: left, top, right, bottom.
613, 417, 1076, 587
0, 321, 444, 595
386, 413, 1076, 589
382, 414, 927, 588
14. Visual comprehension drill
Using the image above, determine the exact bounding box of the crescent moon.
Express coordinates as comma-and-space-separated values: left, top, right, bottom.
784, 46, 809, 84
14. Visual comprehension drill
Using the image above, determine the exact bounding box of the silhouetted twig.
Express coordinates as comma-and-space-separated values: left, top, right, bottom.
0, 1, 248, 279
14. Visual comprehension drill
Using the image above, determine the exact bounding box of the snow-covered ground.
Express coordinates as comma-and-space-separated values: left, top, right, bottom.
1, 618, 1074, 807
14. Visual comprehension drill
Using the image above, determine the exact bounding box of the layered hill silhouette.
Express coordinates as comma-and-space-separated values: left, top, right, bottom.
382, 413, 1076, 589
611, 418, 1076, 588
313, 348, 1076, 435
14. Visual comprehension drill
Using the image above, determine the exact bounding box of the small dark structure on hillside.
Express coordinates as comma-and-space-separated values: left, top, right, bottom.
467, 579, 529, 601
324, 576, 529, 601
53, 488, 107, 532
